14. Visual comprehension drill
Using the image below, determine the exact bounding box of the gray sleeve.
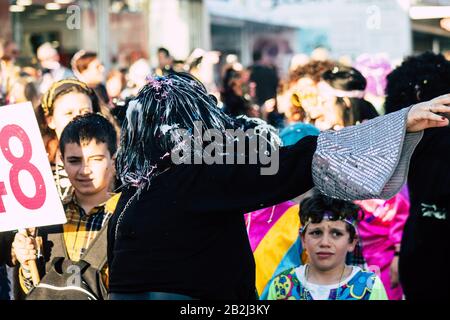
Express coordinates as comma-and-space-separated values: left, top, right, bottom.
312, 107, 423, 201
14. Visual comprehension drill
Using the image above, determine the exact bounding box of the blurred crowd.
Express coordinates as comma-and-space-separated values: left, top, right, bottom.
1, 36, 449, 301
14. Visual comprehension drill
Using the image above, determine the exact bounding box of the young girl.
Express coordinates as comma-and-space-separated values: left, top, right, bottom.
267, 191, 388, 300
38, 79, 119, 199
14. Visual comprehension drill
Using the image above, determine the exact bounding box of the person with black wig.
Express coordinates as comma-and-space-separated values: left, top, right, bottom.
107, 72, 450, 300
385, 52, 450, 300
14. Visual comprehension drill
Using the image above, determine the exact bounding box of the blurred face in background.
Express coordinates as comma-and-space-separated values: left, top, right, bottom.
48, 92, 93, 138
8, 81, 27, 103
314, 81, 353, 131
80, 58, 105, 87
2, 42, 19, 62
240, 68, 251, 84
37, 45, 60, 70
158, 52, 172, 69
8, 78, 39, 106
297, 80, 352, 131
106, 71, 124, 99
294, 77, 321, 120
228, 70, 245, 96
128, 59, 151, 92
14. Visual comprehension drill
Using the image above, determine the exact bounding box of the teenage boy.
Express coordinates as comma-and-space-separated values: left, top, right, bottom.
12, 113, 119, 299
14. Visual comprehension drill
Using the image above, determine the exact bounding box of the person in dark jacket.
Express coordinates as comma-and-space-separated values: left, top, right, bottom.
385, 52, 450, 300
107, 72, 450, 300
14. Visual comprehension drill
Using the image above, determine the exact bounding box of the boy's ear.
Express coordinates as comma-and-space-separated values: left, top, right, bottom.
348, 234, 358, 253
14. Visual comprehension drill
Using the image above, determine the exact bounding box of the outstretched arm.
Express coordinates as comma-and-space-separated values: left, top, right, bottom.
313, 94, 450, 201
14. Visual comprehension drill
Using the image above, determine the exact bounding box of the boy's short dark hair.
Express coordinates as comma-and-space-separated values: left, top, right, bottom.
59, 113, 117, 158
300, 190, 362, 242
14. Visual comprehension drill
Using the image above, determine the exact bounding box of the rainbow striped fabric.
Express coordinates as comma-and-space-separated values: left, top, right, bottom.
245, 201, 305, 299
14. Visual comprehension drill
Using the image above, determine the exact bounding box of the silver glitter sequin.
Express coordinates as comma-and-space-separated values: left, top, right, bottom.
312, 107, 423, 201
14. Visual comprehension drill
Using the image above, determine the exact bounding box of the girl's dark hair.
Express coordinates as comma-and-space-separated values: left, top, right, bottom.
321, 66, 367, 91
321, 65, 378, 125
385, 51, 450, 114
59, 113, 117, 158
300, 190, 362, 242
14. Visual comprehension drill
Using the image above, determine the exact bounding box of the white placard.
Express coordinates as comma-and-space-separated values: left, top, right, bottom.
0, 102, 67, 232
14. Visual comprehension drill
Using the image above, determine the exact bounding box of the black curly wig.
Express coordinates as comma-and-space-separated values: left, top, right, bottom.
385, 52, 450, 114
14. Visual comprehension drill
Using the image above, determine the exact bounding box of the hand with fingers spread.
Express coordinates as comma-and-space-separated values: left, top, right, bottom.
407, 94, 450, 132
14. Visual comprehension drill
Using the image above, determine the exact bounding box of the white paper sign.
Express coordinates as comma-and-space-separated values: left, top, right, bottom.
0, 102, 67, 232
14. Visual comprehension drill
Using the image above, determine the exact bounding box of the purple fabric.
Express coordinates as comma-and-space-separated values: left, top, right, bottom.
356, 186, 409, 300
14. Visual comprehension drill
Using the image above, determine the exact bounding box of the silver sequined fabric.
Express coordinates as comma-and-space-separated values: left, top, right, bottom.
312, 107, 423, 201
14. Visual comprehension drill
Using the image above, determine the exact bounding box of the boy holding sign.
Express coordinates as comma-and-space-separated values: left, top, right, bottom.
12, 113, 119, 299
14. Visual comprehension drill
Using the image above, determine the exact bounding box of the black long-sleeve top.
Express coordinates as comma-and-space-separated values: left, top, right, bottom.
106, 107, 420, 299
107, 135, 318, 299
400, 126, 450, 300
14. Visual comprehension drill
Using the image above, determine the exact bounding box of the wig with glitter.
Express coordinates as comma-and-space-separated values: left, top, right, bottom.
115, 72, 280, 191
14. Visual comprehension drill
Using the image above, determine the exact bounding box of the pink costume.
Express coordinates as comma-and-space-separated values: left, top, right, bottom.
355, 186, 409, 300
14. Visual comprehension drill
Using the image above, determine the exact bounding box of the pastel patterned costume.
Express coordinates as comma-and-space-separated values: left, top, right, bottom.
245, 201, 367, 299
267, 265, 387, 300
